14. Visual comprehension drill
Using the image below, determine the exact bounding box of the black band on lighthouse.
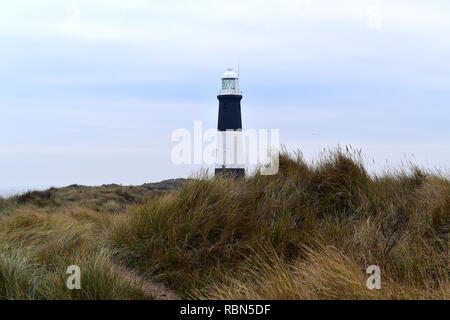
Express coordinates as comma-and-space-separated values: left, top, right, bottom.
217, 95, 243, 131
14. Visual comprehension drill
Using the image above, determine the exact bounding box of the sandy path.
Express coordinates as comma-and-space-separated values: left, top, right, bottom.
116, 265, 181, 300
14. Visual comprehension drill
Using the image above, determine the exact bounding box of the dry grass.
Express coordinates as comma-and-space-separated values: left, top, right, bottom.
0, 210, 150, 299
195, 243, 448, 300
0, 181, 187, 300
0, 148, 448, 299
1, 180, 186, 215
108, 147, 449, 299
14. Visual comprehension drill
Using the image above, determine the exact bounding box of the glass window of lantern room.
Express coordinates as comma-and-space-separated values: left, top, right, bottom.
222, 79, 236, 90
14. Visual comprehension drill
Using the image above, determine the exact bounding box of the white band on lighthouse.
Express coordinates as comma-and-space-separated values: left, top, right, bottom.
216, 130, 245, 169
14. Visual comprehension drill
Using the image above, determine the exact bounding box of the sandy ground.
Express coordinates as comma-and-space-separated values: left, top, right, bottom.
116, 265, 181, 300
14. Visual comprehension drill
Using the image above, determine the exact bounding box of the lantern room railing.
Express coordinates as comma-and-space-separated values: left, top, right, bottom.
219, 89, 242, 95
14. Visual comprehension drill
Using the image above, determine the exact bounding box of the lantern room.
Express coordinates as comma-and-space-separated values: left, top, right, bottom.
220, 68, 240, 95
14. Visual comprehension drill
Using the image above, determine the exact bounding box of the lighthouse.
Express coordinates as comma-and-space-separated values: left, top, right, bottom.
215, 68, 245, 178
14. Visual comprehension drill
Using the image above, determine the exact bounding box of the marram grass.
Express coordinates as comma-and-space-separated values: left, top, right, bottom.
0, 147, 448, 299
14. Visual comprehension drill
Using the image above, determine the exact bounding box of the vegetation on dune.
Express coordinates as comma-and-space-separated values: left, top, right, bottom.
0, 209, 150, 299
109, 148, 449, 299
0, 180, 186, 300
0, 148, 448, 299
0, 179, 187, 215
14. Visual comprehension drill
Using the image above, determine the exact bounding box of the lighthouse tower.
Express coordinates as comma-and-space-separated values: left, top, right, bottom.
215, 68, 245, 178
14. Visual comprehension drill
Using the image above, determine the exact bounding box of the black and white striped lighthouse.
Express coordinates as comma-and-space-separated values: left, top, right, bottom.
215, 68, 245, 178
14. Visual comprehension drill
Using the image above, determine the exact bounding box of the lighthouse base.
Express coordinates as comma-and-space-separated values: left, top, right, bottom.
215, 168, 245, 179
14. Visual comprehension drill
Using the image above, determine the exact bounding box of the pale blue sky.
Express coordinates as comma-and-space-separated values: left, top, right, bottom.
0, 0, 449, 193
